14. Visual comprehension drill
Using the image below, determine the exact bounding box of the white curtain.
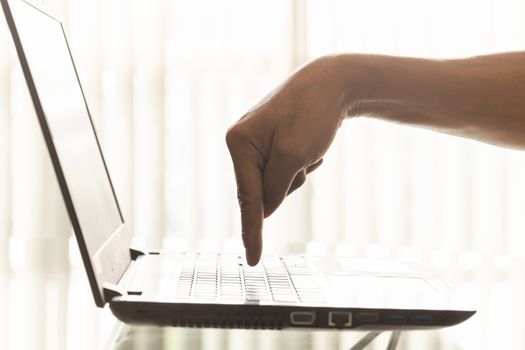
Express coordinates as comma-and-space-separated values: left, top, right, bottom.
1, 0, 525, 349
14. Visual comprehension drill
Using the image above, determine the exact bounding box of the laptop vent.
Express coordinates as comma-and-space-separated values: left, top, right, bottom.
171, 311, 284, 330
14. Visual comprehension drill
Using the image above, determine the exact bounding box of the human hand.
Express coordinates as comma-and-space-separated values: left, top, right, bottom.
225, 55, 350, 266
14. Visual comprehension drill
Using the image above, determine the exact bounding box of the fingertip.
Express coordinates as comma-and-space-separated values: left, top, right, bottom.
246, 249, 261, 266
244, 240, 262, 266
242, 229, 262, 266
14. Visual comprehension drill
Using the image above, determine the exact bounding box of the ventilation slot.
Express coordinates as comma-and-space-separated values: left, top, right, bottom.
171, 311, 283, 329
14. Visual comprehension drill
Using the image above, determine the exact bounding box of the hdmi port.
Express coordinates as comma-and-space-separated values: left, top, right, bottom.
290, 311, 316, 325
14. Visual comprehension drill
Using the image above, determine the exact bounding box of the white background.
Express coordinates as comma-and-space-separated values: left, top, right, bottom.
1, 0, 525, 349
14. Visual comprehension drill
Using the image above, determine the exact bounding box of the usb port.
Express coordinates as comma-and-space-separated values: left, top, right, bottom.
412, 315, 433, 324
387, 313, 406, 323
290, 311, 316, 325
328, 311, 352, 327
357, 312, 380, 323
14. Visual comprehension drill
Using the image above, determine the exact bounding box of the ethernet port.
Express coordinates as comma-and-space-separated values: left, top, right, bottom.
328, 311, 352, 328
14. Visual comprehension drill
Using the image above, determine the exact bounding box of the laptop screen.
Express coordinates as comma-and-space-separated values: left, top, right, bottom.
10, 0, 124, 257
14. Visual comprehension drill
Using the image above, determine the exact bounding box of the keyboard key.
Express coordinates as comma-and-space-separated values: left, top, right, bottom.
169, 253, 328, 304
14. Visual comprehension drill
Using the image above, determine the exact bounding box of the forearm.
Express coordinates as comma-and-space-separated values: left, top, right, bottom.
340, 52, 525, 149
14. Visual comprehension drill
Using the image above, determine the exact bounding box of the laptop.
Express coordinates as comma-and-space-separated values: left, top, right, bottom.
2, 0, 475, 331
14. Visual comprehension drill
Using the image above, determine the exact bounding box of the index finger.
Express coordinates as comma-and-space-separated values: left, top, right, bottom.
226, 132, 265, 266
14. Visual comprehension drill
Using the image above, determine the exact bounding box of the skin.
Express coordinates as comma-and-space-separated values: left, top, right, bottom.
225, 52, 525, 266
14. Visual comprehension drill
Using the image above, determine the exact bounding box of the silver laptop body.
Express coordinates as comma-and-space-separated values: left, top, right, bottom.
2, 0, 475, 330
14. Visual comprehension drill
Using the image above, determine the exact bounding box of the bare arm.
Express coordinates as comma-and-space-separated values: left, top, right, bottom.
226, 52, 525, 266
344, 53, 525, 148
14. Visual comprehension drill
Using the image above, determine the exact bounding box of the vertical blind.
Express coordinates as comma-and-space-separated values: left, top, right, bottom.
1, 0, 525, 349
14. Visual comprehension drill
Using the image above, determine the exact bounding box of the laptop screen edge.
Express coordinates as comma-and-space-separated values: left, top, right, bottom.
1, 0, 133, 307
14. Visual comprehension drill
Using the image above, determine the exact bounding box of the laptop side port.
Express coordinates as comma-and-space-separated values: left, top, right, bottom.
290, 311, 316, 326
328, 311, 352, 327
356, 312, 380, 323
387, 313, 406, 323
412, 314, 433, 324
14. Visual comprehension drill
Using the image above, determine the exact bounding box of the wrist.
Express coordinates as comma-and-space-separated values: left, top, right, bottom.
329, 53, 375, 119
332, 53, 448, 126
297, 54, 359, 125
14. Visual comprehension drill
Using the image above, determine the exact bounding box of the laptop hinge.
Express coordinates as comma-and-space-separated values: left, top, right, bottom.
103, 282, 124, 303
130, 247, 146, 260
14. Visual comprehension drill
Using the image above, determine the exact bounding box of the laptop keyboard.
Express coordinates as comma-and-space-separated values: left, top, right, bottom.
173, 253, 324, 304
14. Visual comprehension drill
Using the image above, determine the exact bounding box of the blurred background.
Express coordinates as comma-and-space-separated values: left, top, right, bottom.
2, 0, 525, 349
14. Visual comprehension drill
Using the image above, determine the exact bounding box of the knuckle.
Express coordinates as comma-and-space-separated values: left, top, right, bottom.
225, 126, 241, 149
236, 188, 262, 206
225, 124, 251, 151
